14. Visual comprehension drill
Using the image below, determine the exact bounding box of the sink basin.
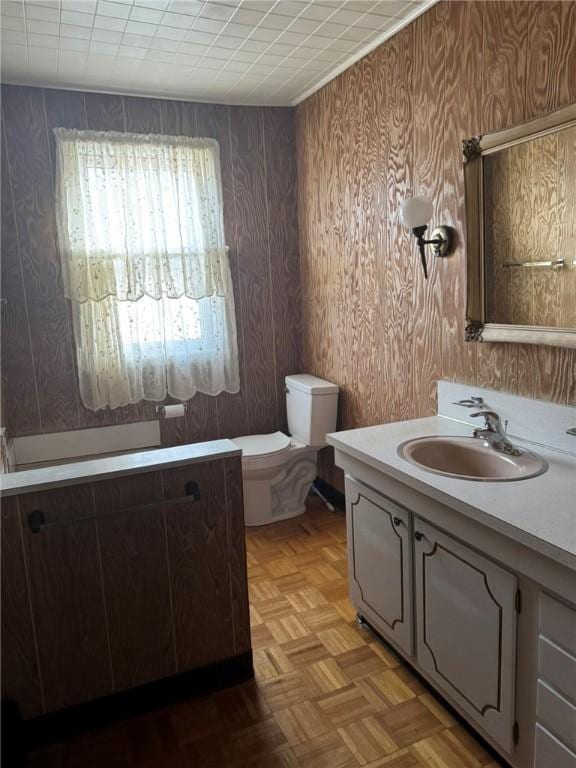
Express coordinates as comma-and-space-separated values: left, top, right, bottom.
398, 436, 548, 481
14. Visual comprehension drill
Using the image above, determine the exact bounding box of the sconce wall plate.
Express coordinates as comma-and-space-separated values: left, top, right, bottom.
430, 226, 453, 258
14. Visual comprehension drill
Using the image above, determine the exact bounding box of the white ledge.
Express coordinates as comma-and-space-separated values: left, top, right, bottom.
0, 440, 241, 498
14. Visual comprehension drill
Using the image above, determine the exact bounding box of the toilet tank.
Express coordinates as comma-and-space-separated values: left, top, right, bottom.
286, 374, 339, 448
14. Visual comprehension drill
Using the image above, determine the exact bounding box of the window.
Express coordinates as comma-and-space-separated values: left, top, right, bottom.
54, 129, 239, 411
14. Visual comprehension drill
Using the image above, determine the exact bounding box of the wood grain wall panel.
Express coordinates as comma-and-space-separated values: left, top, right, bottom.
263, 107, 303, 432
163, 461, 235, 671
19, 484, 113, 712
2, 86, 81, 432
1, 119, 41, 434
224, 456, 251, 655
93, 472, 176, 691
382, 25, 415, 424
525, 1, 576, 120
296, 0, 576, 487
1, 496, 43, 717
196, 102, 249, 440
477, 1, 530, 394
123, 95, 162, 135
84, 92, 125, 132
230, 106, 278, 436
2, 87, 300, 443
440, 0, 483, 388
410, 4, 447, 419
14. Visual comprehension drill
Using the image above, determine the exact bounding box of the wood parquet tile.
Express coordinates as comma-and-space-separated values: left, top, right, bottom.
29, 500, 504, 768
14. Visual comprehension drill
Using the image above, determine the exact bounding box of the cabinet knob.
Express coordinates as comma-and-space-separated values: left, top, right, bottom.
414, 531, 424, 542
184, 481, 201, 501
393, 516, 403, 527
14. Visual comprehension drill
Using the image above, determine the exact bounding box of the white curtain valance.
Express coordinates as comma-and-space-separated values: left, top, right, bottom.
54, 128, 229, 303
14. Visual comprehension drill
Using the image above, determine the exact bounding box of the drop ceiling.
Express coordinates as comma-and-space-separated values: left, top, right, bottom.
1, 0, 434, 106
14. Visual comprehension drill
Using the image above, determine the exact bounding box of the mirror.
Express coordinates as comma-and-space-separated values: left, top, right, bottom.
463, 104, 576, 349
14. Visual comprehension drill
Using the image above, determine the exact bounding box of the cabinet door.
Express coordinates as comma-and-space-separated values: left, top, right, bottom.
94, 471, 176, 692
414, 518, 517, 753
163, 461, 236, 672
345, 477, 413, 655
19, 485, 113, 713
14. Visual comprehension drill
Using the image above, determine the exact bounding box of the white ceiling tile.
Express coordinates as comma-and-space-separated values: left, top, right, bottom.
125, 19, 157, 35
162, 10, 199, 27
3, 28, 27, 45
193, 17, 226, 33
2, 2, 25, 19
199, 3, 236, 21
288, 17, 321, 33
258, 13, 292, 30
59, 34, 90, 49
275, 29, 307, 44
96, 0, 132, 19
25, 17, 59, 33
27, 31, 58, 46
329, 8, 366, 24
134, 0, 170, 9
5, 0, 425, 105
300, 3, 337, 21
129, 5, 164, 23
24, 3, 60, 21
122, 31, 154, 45
249, 26, 279, 42
118, 44, 148, 58
93, 13, 126, 29
89, 39, 118, 53
354, 10, 392, 27
168, 0, 204, 13
2, 14, 26, 32
230, 8, 266, 25
60, 9, 95, 26
154, 24, 188, 39
62, 0, 98, 12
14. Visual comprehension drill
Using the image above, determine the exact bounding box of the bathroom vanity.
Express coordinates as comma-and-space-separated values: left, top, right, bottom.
1, 440, 251, 734
328, 382, 576, 768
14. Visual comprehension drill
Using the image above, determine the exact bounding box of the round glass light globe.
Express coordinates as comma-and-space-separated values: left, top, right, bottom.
400, 196, 433, 228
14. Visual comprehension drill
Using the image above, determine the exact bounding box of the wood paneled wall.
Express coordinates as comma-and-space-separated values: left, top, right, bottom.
1, 86, 301, 444
296, 1, 576, 488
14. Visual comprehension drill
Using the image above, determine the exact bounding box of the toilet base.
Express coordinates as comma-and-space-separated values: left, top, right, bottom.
242, 447, 318, 527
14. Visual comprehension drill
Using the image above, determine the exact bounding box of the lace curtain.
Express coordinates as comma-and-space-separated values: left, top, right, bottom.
54, 128, 239, 411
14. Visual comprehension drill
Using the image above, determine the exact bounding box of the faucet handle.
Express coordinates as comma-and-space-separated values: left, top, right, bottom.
470, 410, 501, 430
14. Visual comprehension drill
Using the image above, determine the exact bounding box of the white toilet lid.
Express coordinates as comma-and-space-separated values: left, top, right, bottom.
233, 431, 291, 458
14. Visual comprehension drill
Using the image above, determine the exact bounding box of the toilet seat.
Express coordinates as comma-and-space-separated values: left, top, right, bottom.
232, 431, 294, 470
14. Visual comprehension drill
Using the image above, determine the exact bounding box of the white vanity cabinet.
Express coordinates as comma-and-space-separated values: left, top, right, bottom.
345, 478, 413, 655
413, 518, 518, 753
345, 477, 518, 754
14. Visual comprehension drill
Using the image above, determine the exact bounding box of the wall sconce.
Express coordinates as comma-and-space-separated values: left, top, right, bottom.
400, 196, 454, 279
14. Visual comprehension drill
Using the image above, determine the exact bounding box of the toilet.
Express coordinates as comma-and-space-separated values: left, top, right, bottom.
232, 374, 339, 527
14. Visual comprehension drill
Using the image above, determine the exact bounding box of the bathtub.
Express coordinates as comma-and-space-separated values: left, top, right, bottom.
1, 421, 161, 473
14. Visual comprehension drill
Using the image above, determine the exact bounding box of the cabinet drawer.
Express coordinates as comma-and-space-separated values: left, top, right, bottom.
535, 724, 576, 768
538, 636, 576, 706
537, 680, 576, 753
540, 594, 576, 656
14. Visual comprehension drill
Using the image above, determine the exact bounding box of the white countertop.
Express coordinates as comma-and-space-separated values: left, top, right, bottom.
328, 416, 576, 570
0, 439, 241, 498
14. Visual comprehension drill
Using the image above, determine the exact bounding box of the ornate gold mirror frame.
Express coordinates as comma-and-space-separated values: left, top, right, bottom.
463, 103, 576, 349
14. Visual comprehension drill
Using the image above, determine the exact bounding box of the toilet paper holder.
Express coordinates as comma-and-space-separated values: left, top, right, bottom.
156, 403, 188, 418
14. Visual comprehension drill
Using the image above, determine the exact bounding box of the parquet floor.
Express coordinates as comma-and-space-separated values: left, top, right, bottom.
30, 500, 503, 768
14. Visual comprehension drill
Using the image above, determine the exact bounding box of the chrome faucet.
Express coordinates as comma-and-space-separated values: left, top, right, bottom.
470, 411, 523, 456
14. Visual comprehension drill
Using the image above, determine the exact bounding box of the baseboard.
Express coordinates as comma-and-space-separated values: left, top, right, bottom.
23, 651, 253, 753
313, 476, 346, 510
